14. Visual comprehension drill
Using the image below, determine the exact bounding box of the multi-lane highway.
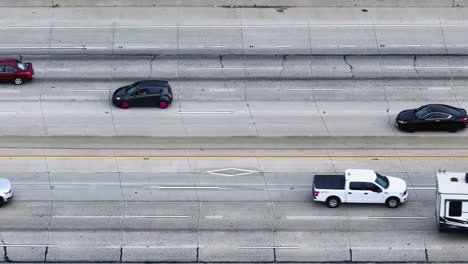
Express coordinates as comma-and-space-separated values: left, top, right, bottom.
0, 137, 467, 262
1, 2, 468, 263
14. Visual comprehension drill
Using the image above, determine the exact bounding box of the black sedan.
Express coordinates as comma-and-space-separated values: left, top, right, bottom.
396, 104, 468, 132
112, 80, 173, 109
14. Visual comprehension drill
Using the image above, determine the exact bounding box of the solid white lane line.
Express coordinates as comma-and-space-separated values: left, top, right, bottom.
205, 215, 224, 219
408, 187, 436, 190
1, 244, 50, 247
126, 215, 190, 218
70, 89, 110, 92
0, 90, 20, 93
239, 246, 300, 249
407, 44, 423, 47
0, 112, 17, 115
155, 186, 220, 189
339, 45, 357, 48
276, 45, 291, 48
123, 245, 198, 249
287, 88, 343, 91
286, 216, 427, 220
178, 111, 233, 114
287, 216, 353, 220
368, 216, 427, 219
210, 45, 226, 48
53, 215, 190, 218
428, 86, 451, 90
0, 46, 107, 49
414, 66, 468, 69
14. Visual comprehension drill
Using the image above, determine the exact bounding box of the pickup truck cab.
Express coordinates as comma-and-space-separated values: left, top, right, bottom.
313, 169, 408, 208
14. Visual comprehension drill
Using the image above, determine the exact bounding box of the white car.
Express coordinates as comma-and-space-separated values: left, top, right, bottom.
0, 178, 13, 207
313, 169, 408, 208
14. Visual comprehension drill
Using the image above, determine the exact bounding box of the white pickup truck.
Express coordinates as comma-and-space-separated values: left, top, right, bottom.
313, 169, 408, 208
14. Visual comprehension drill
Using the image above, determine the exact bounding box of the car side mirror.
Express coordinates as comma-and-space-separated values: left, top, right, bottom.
376, 188, 382, 193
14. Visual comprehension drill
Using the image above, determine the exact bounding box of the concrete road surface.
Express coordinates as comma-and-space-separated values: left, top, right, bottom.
1, 7, 468, 55
0, 136, 467, 262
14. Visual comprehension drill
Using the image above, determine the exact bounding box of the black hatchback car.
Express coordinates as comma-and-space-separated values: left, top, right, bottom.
112, 80, 173, 109
396, 104, 468, 132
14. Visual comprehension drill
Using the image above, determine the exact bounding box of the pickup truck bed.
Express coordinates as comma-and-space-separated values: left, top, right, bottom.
313, 174, 345, 190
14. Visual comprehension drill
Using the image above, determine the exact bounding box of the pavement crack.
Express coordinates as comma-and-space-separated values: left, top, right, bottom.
119, 246, 123, 262
413, 55, 419, 75
279, 55, 287, 78
425, 247, 429, 263
219, 55, 228, 78
44, 246, 49, 262
349, 248, 353, 262
149, 55, 158, 78
343, 55, 354, 78
273, 247, 277, 262
196, 246, 200, 262
3, 247, 11, 263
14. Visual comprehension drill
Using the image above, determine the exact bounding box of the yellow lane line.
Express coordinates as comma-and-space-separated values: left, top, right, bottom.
0, 156, 466, 159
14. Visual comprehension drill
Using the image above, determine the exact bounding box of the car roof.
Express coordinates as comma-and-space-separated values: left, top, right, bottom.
437, 171, 468, 194
345, 169, 377, 182
0, 178, 11, 189
0, 59, 18, 65
427, 104, 462, 115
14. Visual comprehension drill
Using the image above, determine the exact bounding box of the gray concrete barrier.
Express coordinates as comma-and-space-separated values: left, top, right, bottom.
0, 0, 461, 7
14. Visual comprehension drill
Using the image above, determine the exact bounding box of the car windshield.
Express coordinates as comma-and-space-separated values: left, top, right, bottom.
375, 173, 389, 189
16, 62, 27, 70
415, 105, 431, 118
125, 82, 140, 93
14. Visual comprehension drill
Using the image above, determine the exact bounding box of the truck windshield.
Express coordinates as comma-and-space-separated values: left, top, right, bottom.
375, 173, 389, 189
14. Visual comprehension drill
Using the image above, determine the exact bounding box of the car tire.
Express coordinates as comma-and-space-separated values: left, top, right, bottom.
385, 197, 400, 208
159, 101, 169, 109
326, 196, 341, 208
0, 198, 4, 207
448, 124, 459, 133
438, 224, 448, 232
405, 125, 415, 133
120, 101, 130, 109
14, 77, 23, 85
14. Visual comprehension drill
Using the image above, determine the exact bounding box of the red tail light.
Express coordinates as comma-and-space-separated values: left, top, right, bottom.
313, 191, 320, 197
460, 118, 467, 122
27, 72, 33, 78
168, 93, 172, 98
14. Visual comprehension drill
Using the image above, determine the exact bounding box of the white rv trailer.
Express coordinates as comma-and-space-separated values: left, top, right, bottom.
436, 171, 468, 231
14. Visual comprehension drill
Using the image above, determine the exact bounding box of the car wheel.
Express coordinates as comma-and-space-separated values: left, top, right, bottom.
438, 224, 448, 232
386, 197, 400, 208
405, 125, 415, 133
448, 124, 459, 133
326, 196, 341, 208
14, 77, 23, 85
159, 101, 169, 109
120, 101, 130, 109
0, 198, 4, 207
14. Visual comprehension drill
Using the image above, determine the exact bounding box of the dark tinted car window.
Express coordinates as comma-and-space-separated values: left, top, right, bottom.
0, 66, 4, 72
4, 66, 16, 73
135, 88, 149, 96
448, 201, 462, 217
362, 182, 381, 192
425, 113, 451, 119
149, 88, 163, 94
349, 182, 362, 190
415, 105, 431, 118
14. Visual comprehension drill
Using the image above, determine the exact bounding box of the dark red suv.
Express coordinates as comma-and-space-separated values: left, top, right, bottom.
0, 59, 34, 85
